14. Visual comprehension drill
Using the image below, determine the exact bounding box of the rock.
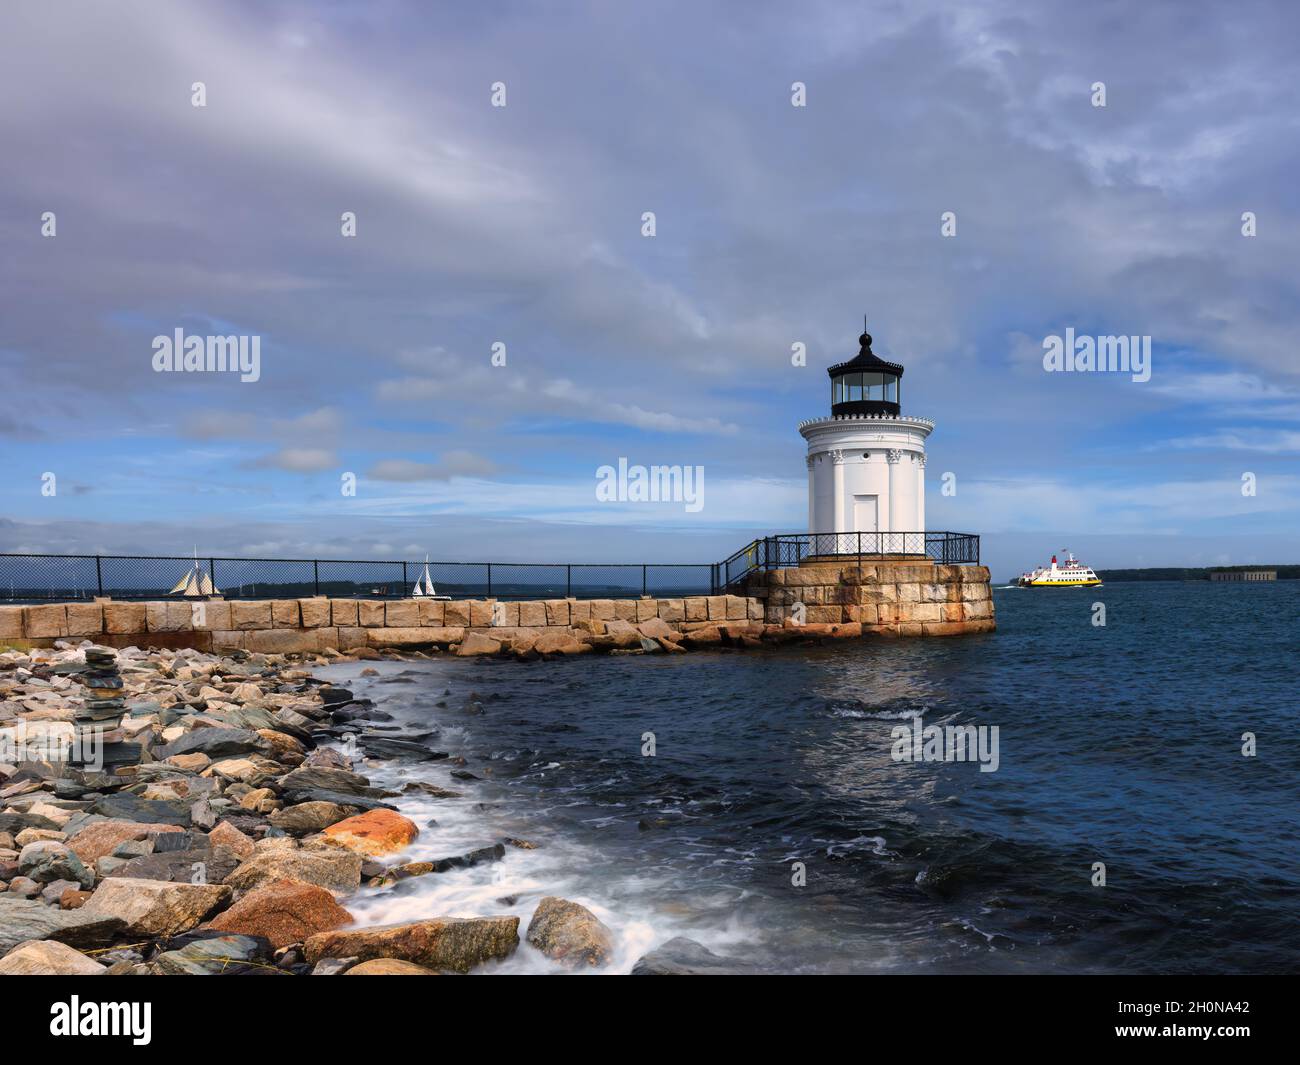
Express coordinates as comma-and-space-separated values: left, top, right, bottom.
630, 936, 757, 975
357, 736, 446, 761
637, 617, 679, 640
209, 758, 265, 783
401, 781, 461, 799
166, 753, 211, 772
14, 827, 65, 847
78, 877, 232, 936
41, 878, 80, 904
156, 728, 269, 761
0, 894, 126, 954
321, 809, 419, 858
152, 933, 278, 976
345, 958, 437, 975
0, 938, 107, 975
225, 845, 364, 897
7, 876, 41, 897
525, 896, 614, 969
239, 787, 279, 813
107, 848, 240, 885
533, 631, 589, 656
278, 765, 382, 798
90, 792, 192, 827
454, 632, 502, 657
280, 789, 395, 813
209, 821, 256, 859
268, 801, 354, 835
19, 843, 94, 889
66, 820, 185, 864
206, 878, 352, 948
304, 916, 519, 973
190, 797, 219, 831
310, 955, 358, 975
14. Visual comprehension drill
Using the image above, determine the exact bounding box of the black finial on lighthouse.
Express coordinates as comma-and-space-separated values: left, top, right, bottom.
828, 320, 904, 417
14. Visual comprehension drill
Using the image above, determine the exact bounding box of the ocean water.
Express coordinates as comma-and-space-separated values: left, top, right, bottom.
318, 580, 1300, 974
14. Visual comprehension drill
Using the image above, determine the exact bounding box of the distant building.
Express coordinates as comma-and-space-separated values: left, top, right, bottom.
1210, 570, 1277, 582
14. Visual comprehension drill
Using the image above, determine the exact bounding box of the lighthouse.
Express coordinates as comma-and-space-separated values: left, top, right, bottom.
798, 326, 933, 553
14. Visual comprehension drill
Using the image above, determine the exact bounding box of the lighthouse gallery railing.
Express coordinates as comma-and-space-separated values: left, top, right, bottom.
713, 531, 980, 591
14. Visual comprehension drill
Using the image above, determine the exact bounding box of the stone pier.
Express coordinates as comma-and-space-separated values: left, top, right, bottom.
0, 569, 992, 657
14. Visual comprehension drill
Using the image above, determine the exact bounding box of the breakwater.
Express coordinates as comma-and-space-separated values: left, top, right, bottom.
0, 562, 994, 655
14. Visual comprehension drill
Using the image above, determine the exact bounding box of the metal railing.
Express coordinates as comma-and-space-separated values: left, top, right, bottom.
0, 553, 714, 603
0, 533, 978, 602
714, 531, 980, 589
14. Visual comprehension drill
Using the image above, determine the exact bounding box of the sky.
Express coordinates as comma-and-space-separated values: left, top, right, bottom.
1, 0, 1297, 581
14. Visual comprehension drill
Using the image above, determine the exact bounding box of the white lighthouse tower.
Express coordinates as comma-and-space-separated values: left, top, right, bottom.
798, 325, 933, 554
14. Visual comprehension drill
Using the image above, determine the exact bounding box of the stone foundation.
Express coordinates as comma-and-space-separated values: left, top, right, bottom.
743, 560, 995, 637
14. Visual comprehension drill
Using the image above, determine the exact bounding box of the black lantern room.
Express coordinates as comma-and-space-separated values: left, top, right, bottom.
827, 329, 903, 416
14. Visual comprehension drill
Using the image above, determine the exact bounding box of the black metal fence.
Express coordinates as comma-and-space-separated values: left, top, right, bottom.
716, 531, 980, 588
0, 532, 978, 602
0, 553, 715, 603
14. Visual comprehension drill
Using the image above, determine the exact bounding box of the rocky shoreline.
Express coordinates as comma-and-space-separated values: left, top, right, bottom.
0, 640, 746, 975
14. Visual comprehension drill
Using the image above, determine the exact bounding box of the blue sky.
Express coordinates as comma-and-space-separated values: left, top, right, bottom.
1, 0, 1297, 579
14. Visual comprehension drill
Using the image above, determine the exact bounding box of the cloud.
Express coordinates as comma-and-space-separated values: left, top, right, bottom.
368, 451, 499, 481
249, 448, 338, 473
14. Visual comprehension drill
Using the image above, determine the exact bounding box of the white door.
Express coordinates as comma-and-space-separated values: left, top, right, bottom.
853, 494, 878, 533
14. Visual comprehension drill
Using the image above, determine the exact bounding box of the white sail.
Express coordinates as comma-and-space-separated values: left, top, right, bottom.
169, 558, 219, 597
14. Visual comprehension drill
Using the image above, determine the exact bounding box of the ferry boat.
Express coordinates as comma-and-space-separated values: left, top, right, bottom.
1016, 550, 1102, 587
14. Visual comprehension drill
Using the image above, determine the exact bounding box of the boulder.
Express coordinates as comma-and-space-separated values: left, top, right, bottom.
206, 879, 352, 948
344, 958, 436, 975
278, 765, 382, 798
357, 736, 446, 761
454, 632, 502, 657
209, 821, 256, 859
19, 842, 94, 889
321, 809, 419, 858
225, 845, 364, 897
79, 877, 232, 936
0, 938, 107, 975
66, 820, 186, 864
89, 792, 192, 827
636, 617, 679, 640
525, 896, 614, 968
630, 936, 757, 975
268, 801, 354, 835
107, 848, 241, 885
533, 631, 589, 656
151, 933, 278, 976
0, 894, 125, 955
156, 728, 268, 761
303, 916, 520, 973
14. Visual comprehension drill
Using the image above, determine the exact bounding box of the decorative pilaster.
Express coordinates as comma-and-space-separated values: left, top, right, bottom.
828, 450, 845, 534
806, 454, 816, 532
915, 452, 926, 531
886, 449, 901, 533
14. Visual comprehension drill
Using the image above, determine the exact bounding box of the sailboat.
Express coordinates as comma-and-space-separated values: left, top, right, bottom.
410, 555, 450, 600
169, 550, 219, 597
